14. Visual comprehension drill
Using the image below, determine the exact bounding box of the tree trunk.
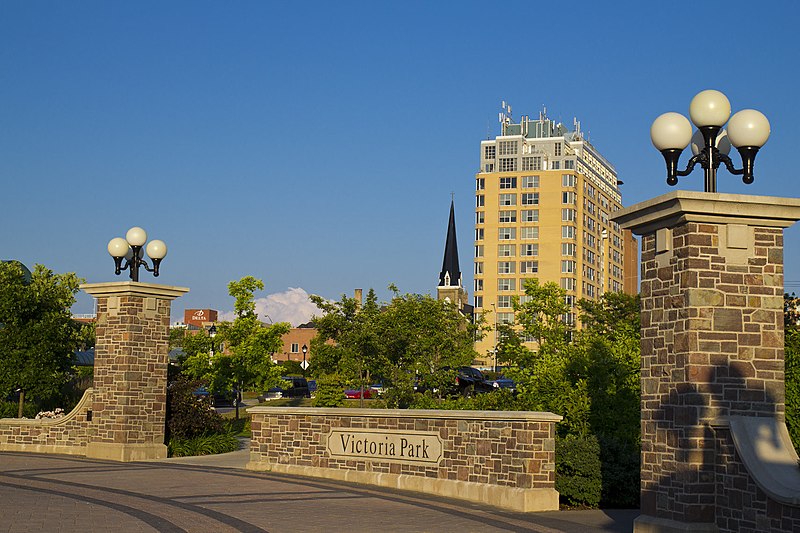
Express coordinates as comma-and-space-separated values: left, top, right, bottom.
17, 389, 24, 418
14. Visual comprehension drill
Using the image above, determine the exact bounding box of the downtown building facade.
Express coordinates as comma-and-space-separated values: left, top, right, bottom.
473, 110, 637, 366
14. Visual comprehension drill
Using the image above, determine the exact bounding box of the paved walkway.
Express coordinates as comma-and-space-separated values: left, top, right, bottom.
0, 450, 637, 532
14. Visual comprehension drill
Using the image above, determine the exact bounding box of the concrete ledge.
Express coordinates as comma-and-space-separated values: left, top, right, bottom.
80, 281, 189, 300
634, 515, 718, 533
0, 443, 87, 455
247, 460, 559, 512
86, 442, 168, 462
247, 406, 562, 422
727, 415, 800, 506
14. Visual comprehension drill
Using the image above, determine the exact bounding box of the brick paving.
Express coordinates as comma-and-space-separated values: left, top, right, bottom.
0, 452, 636, 532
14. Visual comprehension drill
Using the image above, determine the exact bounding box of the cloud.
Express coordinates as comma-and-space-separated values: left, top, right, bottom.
218, 287, 323, 327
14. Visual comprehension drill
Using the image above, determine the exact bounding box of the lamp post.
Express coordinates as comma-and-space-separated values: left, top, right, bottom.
301, 344, 308, 377
208, 324, 217, 364
107, 227, 167, 282
650, 89, 770, 192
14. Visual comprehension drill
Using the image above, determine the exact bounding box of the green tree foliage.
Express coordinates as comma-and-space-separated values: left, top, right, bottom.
310, 287, 479, 408
181, 277, 289, 398
784, 293, 800, 453
500, 278, 641, 507
0, 262, 83, 413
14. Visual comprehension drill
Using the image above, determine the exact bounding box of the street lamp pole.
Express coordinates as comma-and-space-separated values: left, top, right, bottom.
650, 90, 770, 192
301, 344, 308, 377
107, 227, 168, 282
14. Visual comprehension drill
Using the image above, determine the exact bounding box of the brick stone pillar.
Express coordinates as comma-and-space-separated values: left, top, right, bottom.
613, 191, 800, 532
81, 281, 188, 461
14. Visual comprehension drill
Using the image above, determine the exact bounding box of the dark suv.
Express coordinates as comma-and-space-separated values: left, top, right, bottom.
453, 366, 495, 397
258, 376, 310, 401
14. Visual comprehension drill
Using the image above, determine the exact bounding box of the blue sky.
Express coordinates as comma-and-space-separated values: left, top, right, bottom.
2, 1, 799, 322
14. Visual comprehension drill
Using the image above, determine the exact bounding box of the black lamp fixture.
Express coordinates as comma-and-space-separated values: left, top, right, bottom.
650, 90, 771, 192
107, 227, 167, 282
302, 344, 308, 375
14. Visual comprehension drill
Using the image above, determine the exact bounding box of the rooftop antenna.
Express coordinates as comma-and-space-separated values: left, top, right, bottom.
499, 100, 513, 134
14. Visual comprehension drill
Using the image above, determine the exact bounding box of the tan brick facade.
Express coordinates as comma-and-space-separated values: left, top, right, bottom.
247, 407, 561, 512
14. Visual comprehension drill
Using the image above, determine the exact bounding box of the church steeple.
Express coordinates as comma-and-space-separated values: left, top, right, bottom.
438, 199, 461, 288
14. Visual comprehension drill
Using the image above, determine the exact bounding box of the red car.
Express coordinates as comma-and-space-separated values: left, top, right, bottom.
344, 388, 373, 399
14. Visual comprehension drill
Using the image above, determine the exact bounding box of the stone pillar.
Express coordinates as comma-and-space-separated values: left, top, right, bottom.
613, 192, 800, 532
81, 281, 188, 461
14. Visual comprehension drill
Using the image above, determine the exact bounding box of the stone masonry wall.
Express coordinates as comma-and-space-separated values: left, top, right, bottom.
92, 294, 171, 447
0, 389, 93, 454
639, 221, 789, 530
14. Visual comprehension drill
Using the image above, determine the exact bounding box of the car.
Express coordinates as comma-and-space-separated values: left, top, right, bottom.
369, 383, 384, 396
344, 388, 373, 399
453, 366, 495, 397
258, 376, 310, 402
191, 386, 211, 402
487, 376, 516, 393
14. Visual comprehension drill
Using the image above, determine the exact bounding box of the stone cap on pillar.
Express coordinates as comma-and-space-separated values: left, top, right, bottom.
81, 281, 189, 300
612, 191, 800, 235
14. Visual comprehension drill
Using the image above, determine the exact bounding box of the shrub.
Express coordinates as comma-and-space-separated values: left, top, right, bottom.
168, 433, 239, 457
166, 377, 225, 440
556, 434, 602, 508
598, 434, 640, 508
786, 326, 800, 454
0, 399, 37, 419
312, 374, 344, 407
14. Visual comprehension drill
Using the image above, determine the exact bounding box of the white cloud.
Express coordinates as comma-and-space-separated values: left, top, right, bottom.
218, 287, 323, 327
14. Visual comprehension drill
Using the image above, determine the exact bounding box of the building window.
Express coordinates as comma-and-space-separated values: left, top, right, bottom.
476, 195, 484, 207
498, 227, 516, 240
499, 210, 517, 223
474, 245, 484, 258
476, 178, 485, 190
474, 295, 483, 308
499, 193, 517, 206
561, 260, 576, 274
562, 174, 576, 187
475, 228, 484, 240
554, 143, 562, 156
291, 343, 299, 353
498, 244, 516, 257
497, 295, 513, 308
522, 157, 542, 171
484, 145, 496, 160
500, 177, 517, 189
562, 225, 576, 239
521, 175, 539, 188
498, 278, 516, 291
521, 192, 539, 205
520, 243, 538, 257
564, 159, 575, 169
520, 227, 538, 240
562, 243, 576, 256
474, 279, 483, 291
498, 140, 518, 155
498, 261, 516, 274
497, 312, 514, 324
562, 208, 577, 222
499, 158, 517, 172
474, 262, 483, 274
475, 211, 484, 224
562, 191, 576, 204
550, 160, 560, 170
521, 209, 539, 222
561, 277, 576, 291
520, 260, 538, 274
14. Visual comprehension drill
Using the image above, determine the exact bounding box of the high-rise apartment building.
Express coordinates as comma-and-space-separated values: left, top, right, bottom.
473, 108, 637, 366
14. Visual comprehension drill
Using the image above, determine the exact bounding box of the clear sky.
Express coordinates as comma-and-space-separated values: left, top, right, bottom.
2, 1, 800, 323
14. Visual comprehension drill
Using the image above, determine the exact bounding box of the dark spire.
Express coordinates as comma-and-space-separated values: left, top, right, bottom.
438, 200, 461, 288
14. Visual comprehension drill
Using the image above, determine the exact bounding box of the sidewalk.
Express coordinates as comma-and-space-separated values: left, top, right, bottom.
1, 449, 637, 532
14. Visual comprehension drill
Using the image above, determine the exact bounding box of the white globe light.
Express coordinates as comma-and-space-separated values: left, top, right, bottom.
690, 128, 731, 156
107, 237, 129, 258
689, 89, 731, 127
126, 227, 147, 247
727, 109, 771, 148
146, 239, 168, 259
650, 112, 693, 151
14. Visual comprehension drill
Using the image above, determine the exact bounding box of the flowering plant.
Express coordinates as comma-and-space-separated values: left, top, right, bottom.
35, 408, 65, 420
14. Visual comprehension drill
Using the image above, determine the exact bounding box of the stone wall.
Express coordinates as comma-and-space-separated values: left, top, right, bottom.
247, 407, 561, 512
0, 389, 93, 455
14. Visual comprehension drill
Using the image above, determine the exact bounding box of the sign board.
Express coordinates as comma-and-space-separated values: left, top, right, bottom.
300, 360, 309, 370
327, 428, 442, 464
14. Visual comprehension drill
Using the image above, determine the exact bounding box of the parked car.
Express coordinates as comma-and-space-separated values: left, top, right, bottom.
369, 383, 384, 396
307, 379, 318, 396
344, 388, 373, 399
453, 366, 495, 397
487, 376, 516, 393
258, 376, 310, 402
191, 386, 211, 402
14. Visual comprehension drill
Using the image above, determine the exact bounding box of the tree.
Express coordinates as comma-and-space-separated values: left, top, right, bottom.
181, 276, 289, 416
310, 286, 479, 407
0, 262, 83, 415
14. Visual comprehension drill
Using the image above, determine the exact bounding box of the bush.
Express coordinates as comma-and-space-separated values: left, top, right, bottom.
556, 434, 602, 508
166, 377, 225, 440
0, 399, 37, 418
598, 434, 640, 508
168, 433, 239, 457
312, 374, 344, 407
786, 326, 800, 454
